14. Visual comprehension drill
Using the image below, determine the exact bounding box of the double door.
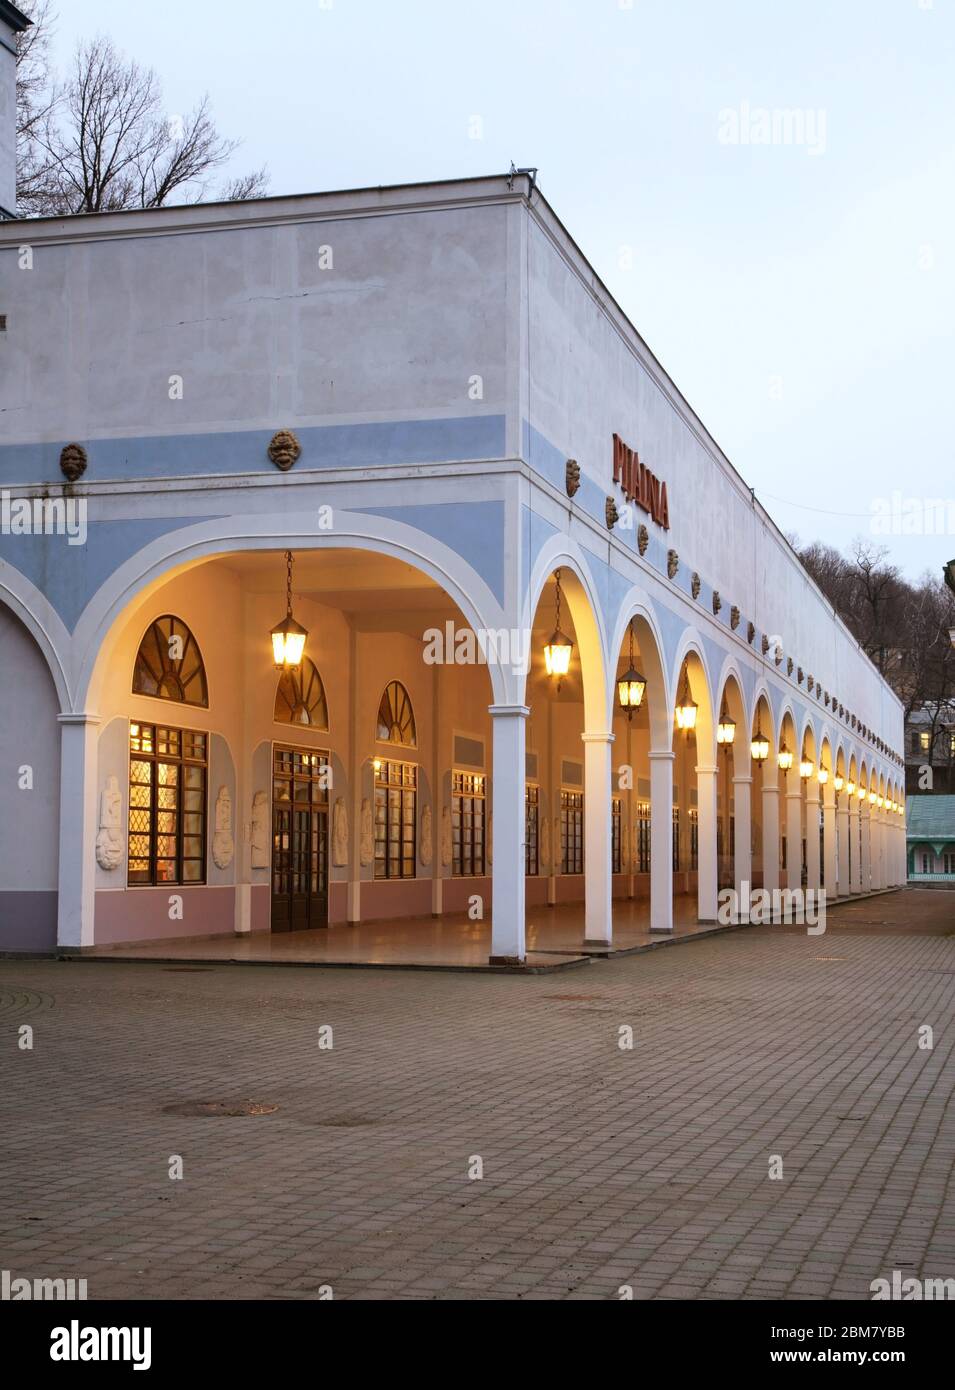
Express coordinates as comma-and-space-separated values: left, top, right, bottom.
271, 745, 329, 932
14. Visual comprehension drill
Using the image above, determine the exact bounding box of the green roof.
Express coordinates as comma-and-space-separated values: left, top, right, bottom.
907, 795, 955, 844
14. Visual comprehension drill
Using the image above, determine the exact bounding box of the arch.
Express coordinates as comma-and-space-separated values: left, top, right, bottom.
714, 662, 748, 776
132, 614, 208, 707
376, 679, 416, 747
607, 591, 671, 749
71, 513, 510, 712
274, 658, 328, 729
750, 682, 777, 754
523, 539, 609, 735
819, 735, 834, 781
799, 714, 818, 767
670, 629, 716, 762
0, 565, 72, 712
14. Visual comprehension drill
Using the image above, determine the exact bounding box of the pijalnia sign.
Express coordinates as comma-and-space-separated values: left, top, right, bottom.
613, 433, 670, 530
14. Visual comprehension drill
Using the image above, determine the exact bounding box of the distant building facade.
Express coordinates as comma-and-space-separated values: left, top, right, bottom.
907, 795, 955, 884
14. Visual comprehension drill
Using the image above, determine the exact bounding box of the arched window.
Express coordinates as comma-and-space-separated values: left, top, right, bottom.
132, 616, 208, 707
274, 659, 328, 729
377, 680, 416, 746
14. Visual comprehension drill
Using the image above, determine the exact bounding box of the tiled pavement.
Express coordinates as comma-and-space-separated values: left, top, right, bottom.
1, 892, 953, 1300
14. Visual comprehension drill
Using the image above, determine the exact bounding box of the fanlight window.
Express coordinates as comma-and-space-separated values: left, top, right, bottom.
274, 659, 328, 728
377, 680, 416, 746
132, 616, 208, 708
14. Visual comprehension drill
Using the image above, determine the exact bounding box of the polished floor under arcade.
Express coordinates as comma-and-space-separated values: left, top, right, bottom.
82, 897, 719, 971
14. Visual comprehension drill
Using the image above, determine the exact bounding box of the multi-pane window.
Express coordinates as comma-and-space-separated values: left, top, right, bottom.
920, 731, 931, 751
525, 784, 539, 876
689, 808, 699, 871
274, 659, 328, 728
944, 853, 954, 874
672, 806, 681, 871
561, 791, 583, 875
636, 802, 651, 873
922, 853, 930, 873
128, 723, 207, 886
132, 616, 208, 707
374, 759, 417, 879
611, 798, 622, 874
452, 771, 485, 877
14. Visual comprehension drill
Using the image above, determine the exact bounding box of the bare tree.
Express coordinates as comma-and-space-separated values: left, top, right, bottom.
14, 0, 59, 211
797, 536, 955, 733
16, 19, 268, 215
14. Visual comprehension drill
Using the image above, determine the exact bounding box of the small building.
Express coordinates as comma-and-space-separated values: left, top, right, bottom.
907, 796, 955, 884
0, 1, 907, 963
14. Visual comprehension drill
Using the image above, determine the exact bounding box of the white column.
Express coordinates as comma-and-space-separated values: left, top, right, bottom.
849, 799, 862, 894
489, 704, 528, 964
649, 750, 674, 932
836, 790, 850, 898
733, 773, 752, 915
697, 762, 718, 922
805, 783, 821, 893
871, 805, 883, 890
582, 731, 614, 945
861, 802, 871, 892
822, 782, 837, 899
56, 713, 101, 950
761, 770, 781, 895
785, 782, 802, 891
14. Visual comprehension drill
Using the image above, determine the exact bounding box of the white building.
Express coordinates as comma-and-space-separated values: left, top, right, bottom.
0, 2, 906, 964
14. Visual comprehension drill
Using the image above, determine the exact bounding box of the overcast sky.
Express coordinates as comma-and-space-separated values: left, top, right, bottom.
44, 0, 955, 582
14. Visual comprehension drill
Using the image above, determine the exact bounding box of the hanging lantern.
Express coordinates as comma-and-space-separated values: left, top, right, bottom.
716, 701, 736, 746
869, 790, 877, 804
674, 672, 698, 732
799, 752, 814, 780
834, 773, 844, 793
751, 728, 770, 762
846, 779, 856, 797
857, 783, 866, 800
543, 569, 573, 688
271, 549, 308, 669
617, 620, 646, 719
778, 742, 794, 773
817, 765, 830, 786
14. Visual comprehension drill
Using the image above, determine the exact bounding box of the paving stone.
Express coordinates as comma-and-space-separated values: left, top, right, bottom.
1, 901, 953, 1301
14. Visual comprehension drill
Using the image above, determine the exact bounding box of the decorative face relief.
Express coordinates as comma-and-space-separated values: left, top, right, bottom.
730, 605, 740, 630
212, 785, 234, 870
95, 775, 123, 871
60, 442, 88, 483
267, 429, 302, 472
565, 459, 581, 497
637, 525, 650, 556
667, 549, 679, 580
691, 573, 701, 600
251, 791, 269, 869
